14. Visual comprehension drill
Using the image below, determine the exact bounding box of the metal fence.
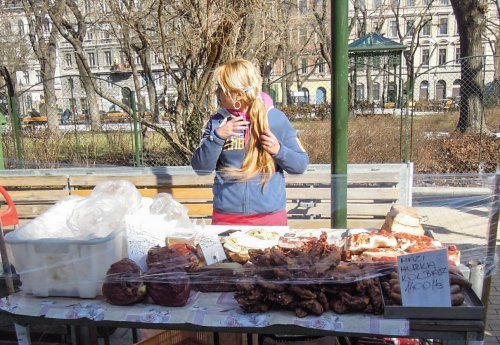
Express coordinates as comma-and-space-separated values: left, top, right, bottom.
0, 57, 499, 173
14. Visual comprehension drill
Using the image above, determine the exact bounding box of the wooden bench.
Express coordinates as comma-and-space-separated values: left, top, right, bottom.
0, 175, 69, 228
0, 164, 412, 229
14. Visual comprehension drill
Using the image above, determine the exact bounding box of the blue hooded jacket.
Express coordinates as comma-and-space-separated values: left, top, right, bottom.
191, 107, 309, 215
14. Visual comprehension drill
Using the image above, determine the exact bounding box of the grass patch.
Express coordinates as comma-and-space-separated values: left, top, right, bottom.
2, 111, 499, 173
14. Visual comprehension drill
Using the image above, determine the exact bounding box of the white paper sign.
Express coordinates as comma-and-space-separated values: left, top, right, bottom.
198, 235, 227, 265
397, 248, 451, 307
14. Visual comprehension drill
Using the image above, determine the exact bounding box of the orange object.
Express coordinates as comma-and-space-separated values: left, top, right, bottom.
0, 185, 19, 227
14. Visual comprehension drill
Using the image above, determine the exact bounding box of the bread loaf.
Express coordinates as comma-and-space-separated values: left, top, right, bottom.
382, 204, 424, 236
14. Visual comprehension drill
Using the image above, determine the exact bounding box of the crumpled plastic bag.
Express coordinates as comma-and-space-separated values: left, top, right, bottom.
125, 193, 197, 270
66, 180, 142, 239
5, 195, 85, 241
150, 193, 193, 229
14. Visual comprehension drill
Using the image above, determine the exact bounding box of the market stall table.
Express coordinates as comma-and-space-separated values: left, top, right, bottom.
0, 290, 484, 345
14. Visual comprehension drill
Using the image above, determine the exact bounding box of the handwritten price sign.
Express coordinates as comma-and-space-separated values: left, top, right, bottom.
397, 248, 451, 307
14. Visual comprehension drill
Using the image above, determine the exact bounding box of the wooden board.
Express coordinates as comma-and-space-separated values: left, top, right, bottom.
4, 190, 70, 202
0, 176, 68, 188
68, 174, 214, 187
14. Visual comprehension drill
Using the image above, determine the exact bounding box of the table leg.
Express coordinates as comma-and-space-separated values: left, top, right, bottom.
71, 325, 99, 345
14, 323, 31, 345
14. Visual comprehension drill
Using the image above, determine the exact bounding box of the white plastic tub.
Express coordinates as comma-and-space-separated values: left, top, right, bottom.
5, 229, 128, 298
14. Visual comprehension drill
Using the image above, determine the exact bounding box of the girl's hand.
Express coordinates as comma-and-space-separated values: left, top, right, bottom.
261, 130, 280, 155
215, 116, 249, 139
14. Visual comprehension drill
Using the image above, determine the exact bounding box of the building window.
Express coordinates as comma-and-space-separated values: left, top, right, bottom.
23, 71, 30, 85
452, 79, 460, 98
18, 20, 24, 35
439, 17, 448, 35
153, 53, 160, 64
436, 80, 446, 100
4, 22, 12, 35
65, 54, 73, 68
421, 48, 430, 66
373, 0, 382, 8
84, 0, 91, 13
407, 0, 414, 5
299, 0, 307, 15
356, 84, 365, 102
372, 82, 380, 101
438, 48, 447, 65
406, 20, 415, 36
86, 30, 93, 41
36, 70, 41, 83
419, 81, 429, 100
135, 54, 141, 65
316, 87, 326, 104
299, 28, 308, 44
100, 1, 109, 12
318, 58, 325, 73
423, 0, 432, 5
155, 73, 164, 87
102, 29, 111, 40
422, 21, 431, 36
389, 20, 398, 38
88, 52, 96, 67
440, 0, 449, 4
105, 51, 112, 66
455, 47, 461, 64
301, 58, 308, 74
43, 18, 50, 32
107, 79, 113, 89
388, 82, 396, 102
314, 0, 324, 11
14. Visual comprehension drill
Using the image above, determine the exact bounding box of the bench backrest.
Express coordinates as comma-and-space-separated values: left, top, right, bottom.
0, 163, 412, 229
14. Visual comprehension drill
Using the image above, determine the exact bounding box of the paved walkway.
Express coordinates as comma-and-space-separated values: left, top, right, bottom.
413, 202, 499, 345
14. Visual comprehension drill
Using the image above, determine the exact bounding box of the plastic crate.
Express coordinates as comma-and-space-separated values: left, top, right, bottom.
135, 331, 243, 345
135, 331, 212, 345
5, 228, 127, 298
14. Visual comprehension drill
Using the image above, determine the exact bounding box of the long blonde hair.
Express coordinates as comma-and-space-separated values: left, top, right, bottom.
215, 59, 276, 184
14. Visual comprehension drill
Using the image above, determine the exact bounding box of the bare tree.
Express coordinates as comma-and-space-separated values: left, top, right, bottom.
22, 0, 65, 132
392, 0, 435, 101
111, 0, 159, 122
0, 6, 33, 116
450, 0, 490, 133
483, 0, 500, 105
47, 0, 103, 129
126, 0, 262, 163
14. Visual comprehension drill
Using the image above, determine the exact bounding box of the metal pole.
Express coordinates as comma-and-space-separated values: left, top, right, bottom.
481, 167, 500, 317
130, 90, 142, 167
331, 0, 349, 229
0, 117, 4, 169
8, 96, 24, 168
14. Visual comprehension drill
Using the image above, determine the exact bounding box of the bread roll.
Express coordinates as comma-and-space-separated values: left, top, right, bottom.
390, 222, 425, 236
382, 204, 424, 236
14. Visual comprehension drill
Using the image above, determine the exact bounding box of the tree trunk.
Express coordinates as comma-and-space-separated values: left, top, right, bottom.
42, 43, 58, 132
75, 57, 100, 130
42, 68, 58, 131
450, 0, 489, 133
493, 33, 500, 106
22, 0, 61, 132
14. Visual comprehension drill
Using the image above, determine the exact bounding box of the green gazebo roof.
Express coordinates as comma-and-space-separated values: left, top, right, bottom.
348, 33, 406, 53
